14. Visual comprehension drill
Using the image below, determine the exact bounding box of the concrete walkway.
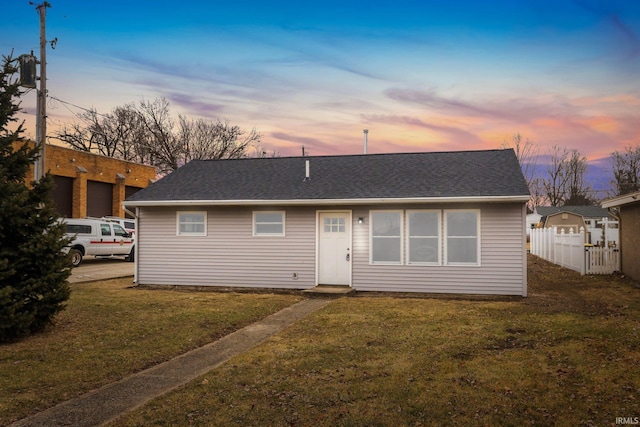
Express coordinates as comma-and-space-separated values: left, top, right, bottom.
10, 298, 331, 427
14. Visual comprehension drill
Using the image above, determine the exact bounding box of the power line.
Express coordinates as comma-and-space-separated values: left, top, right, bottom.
48, 95, 109, 118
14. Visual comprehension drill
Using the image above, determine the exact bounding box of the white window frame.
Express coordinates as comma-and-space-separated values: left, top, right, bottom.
176, 211, 207, 236
369, 210, 403, 265
252, 211, 286, 237
406, 209, 441, 266
444, 209, 481, 266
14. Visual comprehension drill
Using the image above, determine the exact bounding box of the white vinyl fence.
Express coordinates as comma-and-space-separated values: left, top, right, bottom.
530, 226, 620, 275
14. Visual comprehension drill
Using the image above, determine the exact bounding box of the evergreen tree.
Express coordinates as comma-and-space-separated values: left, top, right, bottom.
0, 53, 72, 343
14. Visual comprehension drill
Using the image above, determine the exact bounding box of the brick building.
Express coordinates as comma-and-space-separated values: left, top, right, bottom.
23, 143, 156, 218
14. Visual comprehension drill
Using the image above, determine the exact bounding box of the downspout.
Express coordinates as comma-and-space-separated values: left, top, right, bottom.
123, 205, 138, 285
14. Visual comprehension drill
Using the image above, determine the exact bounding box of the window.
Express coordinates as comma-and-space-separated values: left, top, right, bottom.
253, 211, 285, 236
100, 223, 111, 236
113, 224, 128, 237
445, 210, 480, 265
370, 211, 402, 264
177, 211, 207, 236
407, 210, 440, 265
65, 224, 92, 234
323, 216, 345, 233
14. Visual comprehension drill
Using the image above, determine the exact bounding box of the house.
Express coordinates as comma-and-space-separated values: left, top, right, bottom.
535, 205, 617, 245
123, 149, 531, 296
602, 191, 640, 282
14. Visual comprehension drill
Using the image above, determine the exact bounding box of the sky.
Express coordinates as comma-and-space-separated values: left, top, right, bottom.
2, 0, 640, 191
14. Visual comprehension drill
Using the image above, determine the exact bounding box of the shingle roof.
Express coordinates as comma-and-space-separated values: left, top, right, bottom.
125, 149, 530, 205
536, 205, 613, 219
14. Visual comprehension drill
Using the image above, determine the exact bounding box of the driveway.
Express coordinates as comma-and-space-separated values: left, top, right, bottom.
69, 256, 134, 283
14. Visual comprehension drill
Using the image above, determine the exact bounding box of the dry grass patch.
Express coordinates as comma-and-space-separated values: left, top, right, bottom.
112, 256, 640, 427
0, 279, 301, 425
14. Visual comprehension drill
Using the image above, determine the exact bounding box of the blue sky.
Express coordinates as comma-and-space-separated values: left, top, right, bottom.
2, 0, 639, 179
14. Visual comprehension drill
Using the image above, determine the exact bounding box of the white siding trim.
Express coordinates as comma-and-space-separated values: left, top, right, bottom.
126, 195, 531, 208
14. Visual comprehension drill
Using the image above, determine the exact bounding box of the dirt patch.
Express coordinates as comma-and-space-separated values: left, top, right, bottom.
525, 254, 639, 315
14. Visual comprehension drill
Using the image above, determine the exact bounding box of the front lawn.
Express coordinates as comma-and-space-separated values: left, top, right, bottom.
0, 279, 301, 425
112, 256, 640, 426
3, 256, 639, 426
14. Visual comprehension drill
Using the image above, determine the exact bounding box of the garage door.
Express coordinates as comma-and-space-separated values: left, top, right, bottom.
52, 176, 73, 218
87, 181, 113, 217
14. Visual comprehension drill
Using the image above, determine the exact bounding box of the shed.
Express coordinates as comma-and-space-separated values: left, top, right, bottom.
602, 191, 640, 282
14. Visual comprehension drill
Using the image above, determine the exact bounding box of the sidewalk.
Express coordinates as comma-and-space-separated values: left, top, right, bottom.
10, 298, 331, 427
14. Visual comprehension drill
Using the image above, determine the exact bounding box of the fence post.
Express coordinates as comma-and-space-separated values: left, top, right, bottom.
579, 227, 586, 275
556, 227, 562, 266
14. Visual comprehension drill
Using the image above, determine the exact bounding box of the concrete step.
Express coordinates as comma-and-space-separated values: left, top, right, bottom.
302, 285, 355, 296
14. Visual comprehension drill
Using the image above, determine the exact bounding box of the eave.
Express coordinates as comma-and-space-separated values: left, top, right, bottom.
602, 191, 640, 208
124, 195, 531, 208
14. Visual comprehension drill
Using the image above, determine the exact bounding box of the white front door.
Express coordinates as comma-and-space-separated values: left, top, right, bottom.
318, 212, 351, 285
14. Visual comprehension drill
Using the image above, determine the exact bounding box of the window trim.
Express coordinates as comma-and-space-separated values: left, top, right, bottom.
252, 211, 286, 237
444, 209, 481, 266
176, 211, 207, 236
406, 209, 441, 266
369, 210, 404, 265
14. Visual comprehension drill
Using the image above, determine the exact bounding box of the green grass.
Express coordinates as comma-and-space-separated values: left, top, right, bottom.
3, 257, 640, 426
0, 279, 301, 425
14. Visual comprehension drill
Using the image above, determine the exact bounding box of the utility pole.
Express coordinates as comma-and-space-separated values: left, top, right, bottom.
35, 2, 50, 180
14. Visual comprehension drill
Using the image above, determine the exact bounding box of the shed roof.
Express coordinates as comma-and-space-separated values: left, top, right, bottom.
125, 149, 530, 207
536, 205, 612, 219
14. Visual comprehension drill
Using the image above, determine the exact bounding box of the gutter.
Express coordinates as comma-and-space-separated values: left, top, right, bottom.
123, 195, 532, 208
602, 191, 640, 209
122, 205, 138, 284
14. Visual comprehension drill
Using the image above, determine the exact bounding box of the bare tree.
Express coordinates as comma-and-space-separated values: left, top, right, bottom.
542, 145, 569, 207
178, 116, 261, 164
611, 145, 640, 196
563, 149, 592, 205
541, 146, 593, 206
51, 97, 263, 174
502, 133, 540, 210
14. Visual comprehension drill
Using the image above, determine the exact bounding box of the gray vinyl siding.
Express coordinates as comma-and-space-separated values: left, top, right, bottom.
136, 202, 527, 295
352, 203, 527, 296
137, 206, 317, 289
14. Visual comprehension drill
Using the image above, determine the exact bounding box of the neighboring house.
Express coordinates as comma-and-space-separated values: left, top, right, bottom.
525, 213, 541, 235
602, 192, 640, 282
536, 206, 617, 245
124, 149, 531, 296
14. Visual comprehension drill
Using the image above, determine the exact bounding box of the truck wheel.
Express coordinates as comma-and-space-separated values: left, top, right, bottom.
126, 246, 135, 263
69, 249, 83, 267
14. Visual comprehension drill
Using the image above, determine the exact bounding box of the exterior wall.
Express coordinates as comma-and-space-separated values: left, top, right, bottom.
620, 202, 640, 282
136, 202, 527, 296
543, 212, 585, 234
352, 203, 527, 296
18, 142, 156, 218
137, 206, 317, 289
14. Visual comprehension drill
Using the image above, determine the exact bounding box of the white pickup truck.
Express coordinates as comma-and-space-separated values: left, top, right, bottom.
63, 218, 135, 267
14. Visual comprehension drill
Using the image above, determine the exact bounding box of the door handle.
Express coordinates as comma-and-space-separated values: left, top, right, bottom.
346, 253, 350, 261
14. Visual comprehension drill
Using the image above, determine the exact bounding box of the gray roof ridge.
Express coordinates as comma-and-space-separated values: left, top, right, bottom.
196, 148, 514, 163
